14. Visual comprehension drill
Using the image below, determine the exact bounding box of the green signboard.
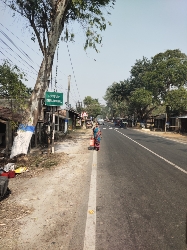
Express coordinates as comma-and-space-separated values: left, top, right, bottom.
45, 91, 63, 106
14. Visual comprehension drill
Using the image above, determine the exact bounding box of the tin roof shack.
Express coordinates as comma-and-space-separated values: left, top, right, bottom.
153, 114, 166, 131
68, 108, 80, 130
54, 109, 66, 132
178, 114, 187, 133
32, 107, 67, 146
153, 112, 187, 133
0, 106, 21, 157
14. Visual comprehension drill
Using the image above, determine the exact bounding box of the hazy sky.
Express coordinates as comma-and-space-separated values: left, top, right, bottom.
0, 0, 187, 108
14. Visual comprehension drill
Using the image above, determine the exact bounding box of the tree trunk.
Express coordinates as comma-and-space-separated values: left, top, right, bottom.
10, 32, 63, 159
10, 0, 70, 158
10, 54, 53, 158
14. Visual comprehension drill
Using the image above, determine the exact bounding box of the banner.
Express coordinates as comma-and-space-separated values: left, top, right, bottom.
10, 125, 35, 158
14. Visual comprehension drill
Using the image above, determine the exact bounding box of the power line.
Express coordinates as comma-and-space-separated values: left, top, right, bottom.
55, 82, 77, 107
54, 42, 59, 91
69, 91, 77, 107
66, 42, 82, 102
0, 38, 38, 73
0, 23, 41, 57
0, 45, 37, 77
0, 50, 36, 82
0, 29, 35, 65
0, 28, 40, 70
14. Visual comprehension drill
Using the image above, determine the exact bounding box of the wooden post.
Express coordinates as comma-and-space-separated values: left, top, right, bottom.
57, 110, 59, 131
35, 123, 38, 147
39, 123, 41, 143
52, 111, 55, 154
165, 112, 167, 133
48, 125, 51, 156
5, 121, 9, 158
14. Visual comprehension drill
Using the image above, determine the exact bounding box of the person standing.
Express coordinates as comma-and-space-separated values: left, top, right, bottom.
93, 123, 101, 151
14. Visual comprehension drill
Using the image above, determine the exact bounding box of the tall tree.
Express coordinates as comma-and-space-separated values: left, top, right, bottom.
104, 49, 187, 121
83, 96, 101, 118
104, 80, 130, 117
143, 49, 187, 101
3, 0, 115, 157
165, 87, 187, 116
0, 61, 32, 114
128, 88, 153, 121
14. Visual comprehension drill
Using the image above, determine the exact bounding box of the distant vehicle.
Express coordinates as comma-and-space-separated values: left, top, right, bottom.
140, 122, 145, 128
97, 119, 105, 125
114, 118, 128, 128
114, 118, 121, 126
86, 119, 93, 129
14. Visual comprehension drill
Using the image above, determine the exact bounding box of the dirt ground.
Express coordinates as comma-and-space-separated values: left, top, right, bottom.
0, 126, 187, 250
0, 128, 93, 250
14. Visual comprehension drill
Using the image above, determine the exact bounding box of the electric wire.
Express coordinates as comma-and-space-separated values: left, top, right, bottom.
0, 45, 37, 77
0, 23, 41, 57
0, 23, 79, 108
0, 37, 38, 73
66, 42, 81, 102
69, 91, 77, 107
0, 29, 36, 65
54, 42, 59, 91
0, 50, 13, 63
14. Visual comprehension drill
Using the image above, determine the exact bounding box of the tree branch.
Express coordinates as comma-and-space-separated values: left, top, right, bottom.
29, 15, 44, 55
41, 0, 50, 43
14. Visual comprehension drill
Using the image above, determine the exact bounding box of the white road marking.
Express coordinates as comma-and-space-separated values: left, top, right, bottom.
116, 130, 187, 175
103, 128, 106, 129
109, 127, 113, 129
83, 151, 97, 250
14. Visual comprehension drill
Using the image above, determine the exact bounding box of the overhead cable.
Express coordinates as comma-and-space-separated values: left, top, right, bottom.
66, 42, 81, 102
0, 38, 38, 73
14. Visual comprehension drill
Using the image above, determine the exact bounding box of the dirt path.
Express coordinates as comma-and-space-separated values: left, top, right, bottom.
0, 129, 93, 250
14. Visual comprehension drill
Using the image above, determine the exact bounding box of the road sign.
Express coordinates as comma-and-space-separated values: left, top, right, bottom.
65, 103, 71, 110
81, 112, 88, 118
45, 92, 63, 106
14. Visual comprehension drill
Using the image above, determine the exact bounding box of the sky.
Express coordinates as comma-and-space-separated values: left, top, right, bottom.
0, 0, 187, 109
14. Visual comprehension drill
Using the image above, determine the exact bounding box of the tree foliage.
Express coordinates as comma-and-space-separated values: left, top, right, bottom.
128, 88, 153, 120
165, 87, 187, 115
104, 49, 187, 120
104, 81, 129, 118
5, 0, 115, 54
83, 95, 101, 118
0, 61, 32, 107
143, 49, 187, 101
0, 61, 33, 128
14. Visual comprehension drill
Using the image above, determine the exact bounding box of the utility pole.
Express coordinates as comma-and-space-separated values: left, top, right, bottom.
165, 111, 167, 133
64, 75, 71, 133
52, 107, 55, 153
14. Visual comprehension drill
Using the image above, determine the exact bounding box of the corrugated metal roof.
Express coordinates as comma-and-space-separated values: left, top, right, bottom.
0, 106, 21, 122
155, 114, 166, 120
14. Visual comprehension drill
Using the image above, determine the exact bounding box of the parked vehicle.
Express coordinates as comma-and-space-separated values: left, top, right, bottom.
86, 119, 93, 129
97, 119, 105, 125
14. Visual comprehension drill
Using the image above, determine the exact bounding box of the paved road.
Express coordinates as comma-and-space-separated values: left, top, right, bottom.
95, 123, 187, 250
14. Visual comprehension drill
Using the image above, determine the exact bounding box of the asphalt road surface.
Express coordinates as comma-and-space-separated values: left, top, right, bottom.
95, 123, 187, 250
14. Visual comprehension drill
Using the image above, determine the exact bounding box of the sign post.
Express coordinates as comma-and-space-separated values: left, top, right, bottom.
45, 92, 63, 154
45, 92, 63, 106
